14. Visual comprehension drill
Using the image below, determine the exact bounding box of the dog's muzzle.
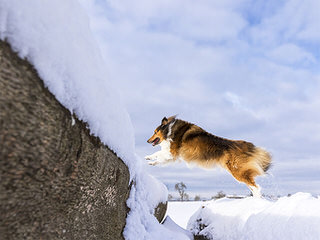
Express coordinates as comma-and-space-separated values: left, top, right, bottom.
148, 137, 160, 146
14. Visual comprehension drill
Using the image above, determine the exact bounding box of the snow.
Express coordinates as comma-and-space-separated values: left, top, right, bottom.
167, 201, 204, 228
162, 216, 194, 240
0, 1, 176, 239
187, 193, 320, 240
124, 168, 189, 240
0, 0, 134, 164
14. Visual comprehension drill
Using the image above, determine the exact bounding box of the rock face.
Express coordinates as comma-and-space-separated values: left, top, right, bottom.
0, 40, 131, 239
154, 202, 168, 223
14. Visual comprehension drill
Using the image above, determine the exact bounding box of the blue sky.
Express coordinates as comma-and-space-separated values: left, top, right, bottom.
80, 0, 320, 196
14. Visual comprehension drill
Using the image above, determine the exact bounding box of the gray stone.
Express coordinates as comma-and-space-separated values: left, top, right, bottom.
154, 202, 167, 223
0, 40, 131, 240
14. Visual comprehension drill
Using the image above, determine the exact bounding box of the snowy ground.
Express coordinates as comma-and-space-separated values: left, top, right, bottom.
167, 201, 204, 228
167, 193, 320, 240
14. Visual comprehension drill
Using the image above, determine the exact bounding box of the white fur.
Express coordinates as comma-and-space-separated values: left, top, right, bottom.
249, 184, 261, 198
145, 139, 173, 166
167, 120, 176, 137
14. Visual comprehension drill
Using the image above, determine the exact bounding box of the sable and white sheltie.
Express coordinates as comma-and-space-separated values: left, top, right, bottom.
145, 116, 272, 197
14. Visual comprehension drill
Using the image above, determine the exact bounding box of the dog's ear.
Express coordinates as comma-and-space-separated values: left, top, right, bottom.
168, 115, 177, 121
161, 117, 168, 125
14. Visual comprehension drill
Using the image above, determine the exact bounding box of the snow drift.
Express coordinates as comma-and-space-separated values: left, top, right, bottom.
188, 192, 320, 240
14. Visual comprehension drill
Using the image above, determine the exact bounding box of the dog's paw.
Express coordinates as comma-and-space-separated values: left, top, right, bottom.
145, 155, 155, 160
148, 160, 158, 166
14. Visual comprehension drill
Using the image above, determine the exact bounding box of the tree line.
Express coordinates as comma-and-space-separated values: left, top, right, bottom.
168, 182, 227, 201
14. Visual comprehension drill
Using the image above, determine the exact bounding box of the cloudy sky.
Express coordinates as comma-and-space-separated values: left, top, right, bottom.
80, 0, 320, 196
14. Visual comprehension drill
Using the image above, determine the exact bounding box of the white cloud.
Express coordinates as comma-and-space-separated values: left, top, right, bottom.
248, 0, 320, 45
80, 0, 320, 194
267, 43, 316, 65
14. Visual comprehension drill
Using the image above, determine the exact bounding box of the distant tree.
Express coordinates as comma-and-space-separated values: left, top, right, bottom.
168, 194, 173, 201
212, 191, 226, 200
175, 182, 188, 201
183, 193, 189, 201
194, 195, 201, 201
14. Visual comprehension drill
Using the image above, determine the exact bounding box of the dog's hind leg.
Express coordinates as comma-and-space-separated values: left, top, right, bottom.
242, 169, 261, 198
231, 168, 262, 198
248, 184, 261, 198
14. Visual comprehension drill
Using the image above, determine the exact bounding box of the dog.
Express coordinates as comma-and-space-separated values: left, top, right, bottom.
145, 116, 271, 197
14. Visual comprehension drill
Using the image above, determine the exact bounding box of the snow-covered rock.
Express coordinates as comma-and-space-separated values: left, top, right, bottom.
0, 39, 131, 239
0, 0, 176, 239
188, 192, 320, 240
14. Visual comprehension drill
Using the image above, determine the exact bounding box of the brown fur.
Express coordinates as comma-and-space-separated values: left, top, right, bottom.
147, 116, 272, 193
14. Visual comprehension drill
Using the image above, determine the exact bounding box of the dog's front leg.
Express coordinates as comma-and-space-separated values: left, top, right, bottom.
145, 151, 172, 166
145, 151, 162, 161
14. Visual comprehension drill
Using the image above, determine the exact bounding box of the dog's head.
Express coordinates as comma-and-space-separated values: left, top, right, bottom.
147, 116, 176, 146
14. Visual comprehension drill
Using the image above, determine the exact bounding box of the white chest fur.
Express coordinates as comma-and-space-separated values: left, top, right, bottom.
145, 139, 174, 165
159, 139, 173, 160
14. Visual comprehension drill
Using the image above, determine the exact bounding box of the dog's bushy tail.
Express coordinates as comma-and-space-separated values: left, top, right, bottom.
253, 147, 272, 175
